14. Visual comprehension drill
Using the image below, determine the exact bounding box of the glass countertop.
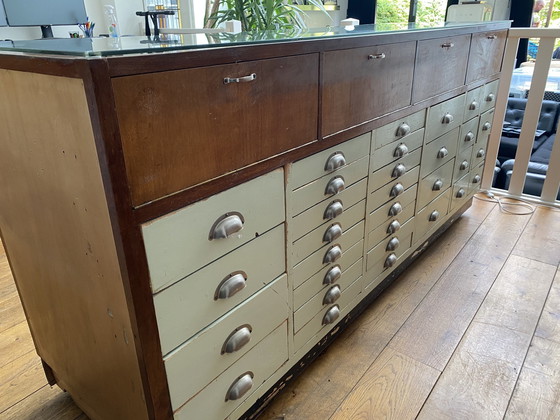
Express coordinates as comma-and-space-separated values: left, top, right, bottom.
0, 21, 508, 58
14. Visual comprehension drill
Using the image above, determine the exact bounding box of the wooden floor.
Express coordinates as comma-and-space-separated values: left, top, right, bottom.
1, 197, 560, 420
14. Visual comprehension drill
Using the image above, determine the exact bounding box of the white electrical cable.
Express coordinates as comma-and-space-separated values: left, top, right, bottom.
474, 191, 536, 215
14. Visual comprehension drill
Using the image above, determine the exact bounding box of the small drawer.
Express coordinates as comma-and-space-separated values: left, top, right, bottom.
368, 183, 417, 224
366, 217, 414, 265
420, 127, 459, 178
418, 159, 454, 210
173, 321, 288, 420
366, 203, 415, 251
371, 128, 424, 172
292, 221, 365, 287
366, 229, 413, 274
292, 199, 365, 265
294, 258, 362, 332
291, 178, 367, 241
458, 117, 480, 152
415, 189, 452, 241
291, 156, 368, 216
480, 79, 499, 114
294, 239, 363, 306
369, 147, 422, 193
164, 276, 288, 411
144, 169, 285, 292
477, 109, 494, 146
469, 162, 484, 192
372, 109, 426, 150
154, 225, 285, 355
425, 94, 466, 143
369, 166, 420, 207
463, 86, 484, 122
450, 174, 471, 212
453, 145, 473, 182
289, 133, 371, 190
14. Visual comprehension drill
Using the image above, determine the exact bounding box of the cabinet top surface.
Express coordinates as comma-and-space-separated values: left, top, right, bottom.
0, 21, 509, 58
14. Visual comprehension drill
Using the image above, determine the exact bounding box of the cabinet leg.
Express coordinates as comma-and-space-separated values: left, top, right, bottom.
41, 358, 57, 386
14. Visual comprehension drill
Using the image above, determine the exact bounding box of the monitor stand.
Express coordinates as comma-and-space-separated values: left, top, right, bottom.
40, 25, 54, 38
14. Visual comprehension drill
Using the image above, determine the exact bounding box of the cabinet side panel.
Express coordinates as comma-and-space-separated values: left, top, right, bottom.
0, 70, 149, 420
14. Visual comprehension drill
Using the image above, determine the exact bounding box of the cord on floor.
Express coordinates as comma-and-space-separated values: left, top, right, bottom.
474, 191, 536, 215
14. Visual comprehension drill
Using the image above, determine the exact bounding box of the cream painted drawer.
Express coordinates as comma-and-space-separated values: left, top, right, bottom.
366, 204, 414, 251
366, 217, 414, 267
415, 189, 452, 241
459, 117, 479, 152
173, 321, 288, 420
366, 229, 413, 274
420, 127, 459, 177
450, 174, 471, 212
290, 132, 370, 190
294, 239, 363, 306
369, 166, 420, 207
291, 178, 367, 240
369, 147, 422, 193
463, 86, 483, 122
418, 159, 454, 210
292, 220, 364, 286
425, 94, 466, 143
291, 156, 368, 216
371, 128, 424, 172
477, 109, 493, 145
368, 183, 417, 224
292, 199, 365, 264
144, 169, 284, 293
453, 145, 473, 182
164, 276, 287, 410
372, 109, 426, 149
294, 258, 362, 332
469, 162, 484, 192
480, 79, 499, 114
472, 140, 489, 169
364, 245, 412, 293
154, 225, 285, 355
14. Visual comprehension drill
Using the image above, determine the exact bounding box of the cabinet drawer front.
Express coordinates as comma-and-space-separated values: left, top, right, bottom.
154, 225, 285, 354
366, 217, 414, 264
459, 117, 480, 152
294, 240, 363, 308
290, 133, 370, 190
425, 95, 466, 143
144, 169, 285, 292
164, 276, 287, 410
472, 109, 493, 167
421, 127, 459, 177
322, 41, 416, 136
469, 162, 484, 192
369, 147, 422, 193
466, 31, 507, 84
372, 109, 426, 150
463, 86, 484, 122
450, 174, 471, 212
418, 159, 454, 210
113, 55, 319, 206
369, 166, 420, 207
368, 183, 417, 223
291, 156, 368, 216
415, 189, 452, 241
453, 145, 473, 182
366, 230, 413, 273
481, 80, 499, 114
291, 178, 367, 240
412, 34, 470, 103
292, 200, 365, 264
173, 321, 288, 420
366, 204, 415, 251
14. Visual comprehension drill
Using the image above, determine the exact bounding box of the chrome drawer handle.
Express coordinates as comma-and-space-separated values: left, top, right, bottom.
487, 34, 497, 40
456, 188, 466, 198
222, 325, 252, 354
226, 372, 253, 401
387, 220, 401, 234
432, 179, 444, 191
429, 210, 440, 222
486, 93, 495, 102
324, 199, 343, 220
437, 147, 449, 159
224, 73, 256, 84
325, 176, 345, 195
464, 131, 475, 143
396, 123, 411, 137
476, 149, 486, 158
323, 285, 342, 305
323, 223, 342, 243
384, 253, 397, 268
460, 160, 469, 171
386, 237, 400, 252
472, 174, 481, 184
393, 143, 409, 158
390, 183, 404, 197
368, 52, 386, 60
442, 113, 454, 124
441, 42, 454, 48
388, 202, 403, 216
392, 163, 407, 178
482, 122, 491, 131
322, 305, 340, 325
325, 152, 346, 171
324, 265, 342, 285
469, 101, 478, 111
324, 245, 342, 264
209, 212, 244, 240
215, 271, 247, 300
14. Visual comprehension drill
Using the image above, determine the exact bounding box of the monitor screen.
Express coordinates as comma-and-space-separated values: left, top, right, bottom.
0, 2, 7, 27
3, 0, 87, 26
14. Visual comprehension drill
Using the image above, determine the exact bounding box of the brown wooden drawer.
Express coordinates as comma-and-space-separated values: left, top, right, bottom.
420, 127, 459, 178
372, 109, 426, 150
113, 54, 319, 206
425, 95, 466, 143
466, 30, 507, 84
415, 189, 452, 242
322, 42, 416, 136
412, 34, 471, 103
418, 159, 454, 210
481, 80, 499, 114
463, 86, 484, 122
459, 117, 480, 153
453, 145, 473, 182
369, 146, 422, 193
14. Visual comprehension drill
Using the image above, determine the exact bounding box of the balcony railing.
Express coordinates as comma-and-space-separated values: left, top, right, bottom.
483, 27, 560, 206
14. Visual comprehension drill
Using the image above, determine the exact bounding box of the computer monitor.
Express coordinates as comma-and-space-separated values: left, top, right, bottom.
2, 0, 87, 38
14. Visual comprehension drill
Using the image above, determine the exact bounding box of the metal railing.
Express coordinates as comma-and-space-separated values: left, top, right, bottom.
483, 27, 560, 206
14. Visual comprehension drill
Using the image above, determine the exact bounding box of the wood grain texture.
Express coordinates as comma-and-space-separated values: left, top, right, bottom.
536, 270, 560, 343
0, 321, 35, 370
512, 207, 560, 266
0, 70, 147, 420
0, 350, 45, 413
466, 30, 507, 84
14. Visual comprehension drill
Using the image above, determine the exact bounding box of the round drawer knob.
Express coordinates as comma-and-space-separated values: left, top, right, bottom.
386, 237, 400, 252
476, 149, 486, 158
324, 200, 343, 220
325, 152, 346, 171
322, 305, 341, 325
390, 183, 405, 197
460, 160, 469, 171
323, 285, 342, 305
209, 212, 245, 240
323, 265, 342, 285
323, 245, 342, 264
472, 174, 481, 184
226, 372, 253, 401
388, 202, 403, 216
387, 220, 401, 234
215, 271, 247, 300
469, 101, 478, 111
325, 176, 345, 195
384, 253, 397, 268
432, 179, 444, 191
392, 163, 407, 178
482, 122, 491, 131
464, 131, 475, 143
396, 123, 411, 137
442, 113, 454, 124
323, 223, 342, 243
456, 188, 466, 198
486, 93, 495, 102
393, 143, 409, 158
429, 210, 440, 222
437, 147, 449, 159
222, 325, 252, 354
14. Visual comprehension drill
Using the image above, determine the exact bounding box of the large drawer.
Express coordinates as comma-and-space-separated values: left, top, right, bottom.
415, 189, 452, 241
417, 159, 454, 210
154, 224, 285, 354
420, 127, 459, 177
164, 275, 288, 410
466, 30, 507, 84
173, 321, 288, 420
425, 95, 466, 143
371, 109, 426, 150
369, 147, 422, 193
458, 117, 480, 153
371, 128, 424, 171
463, 86, 483, 122
143, 169, 285, 292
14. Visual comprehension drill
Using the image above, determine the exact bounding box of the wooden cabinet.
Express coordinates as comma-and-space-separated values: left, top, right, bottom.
466, 30, 508, 84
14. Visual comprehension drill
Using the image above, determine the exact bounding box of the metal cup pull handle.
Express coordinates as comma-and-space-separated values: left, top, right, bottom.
384, 253, 397, 268
324, 265, 342, 285
390, 183, 404, 197
429, 210, 440, 222
322, 305, 340, 325
387, 220, 401, 234
388, 202, 403, 216
323, 245, 342, 264
472, 174, 481, 184
432, 179, 444, 191
476, 149, 486, 158
224, 73, 256, 84
215, 271, 247, 300
456, 188, 466, 198
393, 143, 409, 158
469, 101, 478, 111
222, 325, 252, 354
323, 223, 343, 243
465, 131, 475, 143
386, 237, 400, 251
482, 122, 491, 131
325, 152, 346, 171
460, 160, 469, 171
323, 285, 342, 305
437, 147, 449, 159
396, 123, 411, 137
442, 113, 454, 124
486, 93, 495, 102
325, 176, 345, 195
226, 372, 253, 401
324, 200, 343, 220
392, 163, 407, 178
209, 212, 245, 240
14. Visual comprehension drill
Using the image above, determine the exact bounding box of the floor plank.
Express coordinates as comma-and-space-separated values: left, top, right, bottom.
512, 206, 560, 266
535, 269, 560, 343
0, 293, 26, 334
0, 321, 35, 370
